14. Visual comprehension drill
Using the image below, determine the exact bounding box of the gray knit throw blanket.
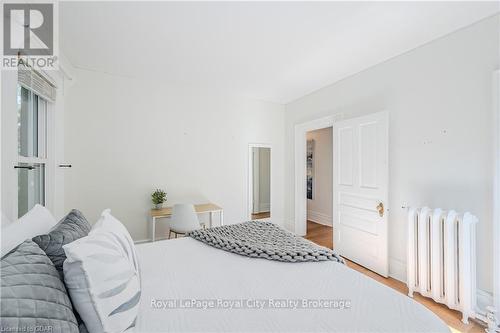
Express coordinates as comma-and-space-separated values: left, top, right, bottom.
187, 221, 344, 264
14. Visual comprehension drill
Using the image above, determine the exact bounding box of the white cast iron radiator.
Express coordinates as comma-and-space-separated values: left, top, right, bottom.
407, 207, 478, 324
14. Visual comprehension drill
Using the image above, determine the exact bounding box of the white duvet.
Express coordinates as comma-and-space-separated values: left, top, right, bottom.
136, 238, 449, 333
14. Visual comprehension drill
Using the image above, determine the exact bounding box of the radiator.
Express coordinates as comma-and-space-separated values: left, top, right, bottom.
407, 207, 478, 324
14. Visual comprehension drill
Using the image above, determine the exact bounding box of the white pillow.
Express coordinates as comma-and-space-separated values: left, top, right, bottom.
63, 210, 140, 333
1, 204, 57, 256
92, 209, 140, 274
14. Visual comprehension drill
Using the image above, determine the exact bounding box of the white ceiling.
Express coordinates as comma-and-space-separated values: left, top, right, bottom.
60, 1, 499, 104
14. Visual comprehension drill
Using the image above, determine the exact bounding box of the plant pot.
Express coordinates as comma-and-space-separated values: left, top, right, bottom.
154, 203, 164, 210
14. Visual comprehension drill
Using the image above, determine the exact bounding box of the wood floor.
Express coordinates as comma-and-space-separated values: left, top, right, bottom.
304, 220, 333, 249
251, 211, 270, 219
304, 221, 485, 333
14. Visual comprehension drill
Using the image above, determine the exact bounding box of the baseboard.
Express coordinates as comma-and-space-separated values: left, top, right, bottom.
307, 210, 332, 226
134, 236, 169, 244
477, 289, 494, 315
389, 257, 406, 282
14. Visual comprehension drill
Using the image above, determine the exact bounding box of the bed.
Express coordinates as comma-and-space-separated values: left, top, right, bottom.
135, 237, 449, 333
1, 207, 450, 333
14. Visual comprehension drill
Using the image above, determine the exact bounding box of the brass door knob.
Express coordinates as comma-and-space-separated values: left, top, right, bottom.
376, 202, 384, 217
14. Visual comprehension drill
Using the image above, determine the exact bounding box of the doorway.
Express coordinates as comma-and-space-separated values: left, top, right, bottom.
294, 112, 389, 277
294, 115, 336, 236
248, 144, 271, 220
304, 127, 333, 249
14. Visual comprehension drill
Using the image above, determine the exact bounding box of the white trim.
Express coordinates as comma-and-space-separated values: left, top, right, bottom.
307, 210, 332, 226
477, 289, 495, 315
45, 96, 56, 216
389, 257, 406, 283
15, 86, 54, 218
294, 115, 340, 236
135, 236, 169, 244
17, 156, 48, 164
493, 69, 500, 324
247, 143, 272, 220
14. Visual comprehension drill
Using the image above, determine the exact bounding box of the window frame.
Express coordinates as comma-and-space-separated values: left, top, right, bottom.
15, 84, 53, 218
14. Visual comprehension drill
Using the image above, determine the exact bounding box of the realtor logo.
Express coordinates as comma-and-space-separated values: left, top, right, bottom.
2, 2, 57, 69
4, 3, 53, 55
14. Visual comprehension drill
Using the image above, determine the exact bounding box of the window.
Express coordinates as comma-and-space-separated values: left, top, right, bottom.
16, 84, 48, 217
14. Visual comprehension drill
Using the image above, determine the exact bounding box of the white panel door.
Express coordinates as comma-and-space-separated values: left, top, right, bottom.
333, 111, 389, 277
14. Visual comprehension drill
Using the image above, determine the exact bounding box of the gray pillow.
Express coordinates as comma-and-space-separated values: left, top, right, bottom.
0, 240, 79, 333
32, 209, 91, 278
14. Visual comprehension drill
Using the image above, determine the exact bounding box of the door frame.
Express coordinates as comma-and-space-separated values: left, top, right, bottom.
294, 115, 340, 236
247, 143, 272, 220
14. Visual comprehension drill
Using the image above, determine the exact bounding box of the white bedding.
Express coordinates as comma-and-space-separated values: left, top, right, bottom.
136, 238, 449, 333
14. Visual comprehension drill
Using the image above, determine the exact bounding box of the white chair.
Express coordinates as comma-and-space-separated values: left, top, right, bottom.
168, 204, 202, 238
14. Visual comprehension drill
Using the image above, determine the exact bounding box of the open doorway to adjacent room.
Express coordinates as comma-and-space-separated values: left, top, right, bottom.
303, 127, 333, 249
248, 144, 271, 220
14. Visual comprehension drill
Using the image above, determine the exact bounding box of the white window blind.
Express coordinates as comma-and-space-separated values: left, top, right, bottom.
18, 63, 56, 102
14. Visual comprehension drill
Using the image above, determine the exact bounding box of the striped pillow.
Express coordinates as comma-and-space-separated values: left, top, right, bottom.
63, 211, 140, 333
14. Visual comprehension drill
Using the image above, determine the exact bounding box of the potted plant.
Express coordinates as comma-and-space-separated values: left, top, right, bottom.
151, 189, 167, 209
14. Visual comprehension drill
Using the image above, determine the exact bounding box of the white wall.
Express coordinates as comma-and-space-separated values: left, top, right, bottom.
285, 15, 499, 294
306, 127, 333, 226
64, 68, 285, 241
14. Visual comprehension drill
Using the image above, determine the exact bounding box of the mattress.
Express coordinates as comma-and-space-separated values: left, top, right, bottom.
135, 238, 449, 333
